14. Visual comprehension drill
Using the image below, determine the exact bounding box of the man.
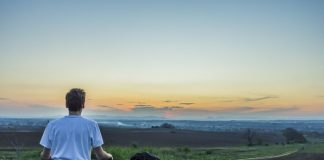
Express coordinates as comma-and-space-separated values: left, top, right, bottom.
40, 88, 113, 160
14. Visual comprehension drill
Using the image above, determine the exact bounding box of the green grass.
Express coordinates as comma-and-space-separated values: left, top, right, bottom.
1, 143, 322, 160
104, 144, 303, 160
300, 142, 324, 154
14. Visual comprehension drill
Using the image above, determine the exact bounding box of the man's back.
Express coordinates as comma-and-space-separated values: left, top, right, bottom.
40, 115, 103, 160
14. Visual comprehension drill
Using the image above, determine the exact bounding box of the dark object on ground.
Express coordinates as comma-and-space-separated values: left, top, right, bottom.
160, 123, 175, 129
282, 128, 307, 143
130, 152, 160, 160
151, 123, 176, 129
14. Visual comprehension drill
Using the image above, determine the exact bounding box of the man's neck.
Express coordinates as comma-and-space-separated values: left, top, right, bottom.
69, 110, 82, 116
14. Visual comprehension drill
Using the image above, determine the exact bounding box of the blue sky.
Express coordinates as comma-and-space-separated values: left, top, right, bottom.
0, 0, 324, 119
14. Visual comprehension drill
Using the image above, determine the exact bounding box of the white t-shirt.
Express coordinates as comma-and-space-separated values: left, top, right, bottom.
40, 115, 104, 160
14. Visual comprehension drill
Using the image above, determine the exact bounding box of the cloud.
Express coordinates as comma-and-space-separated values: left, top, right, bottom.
0, 97, 10, 101
93, 104, 300, 120
231, 106, 255, 112
132, 105, 155, 110
203, 106, 301, 120
85, 105, 128, 116
210, 106, 256, 115
244, 96, 278, 102
179, 102, 195, 105
164, 100, 177, 103
224, 106, 298, 113
128, 102, 146, 104
132, 105, 183, 111
160, 106, 184, 110
97, 105, 117, 109
209, 106, 299, 118
0, 102, 304, 120
95, 105, 126, 113
216, 96, 279, 103
253, 106, 299, 114
94, 105, 183, 116
128, 105, 257, 119
93, 104, 323, 120
220, 99, 236, 102
214, 96, 240, 103
129, 105, 185, 118
85, 103, 301, 120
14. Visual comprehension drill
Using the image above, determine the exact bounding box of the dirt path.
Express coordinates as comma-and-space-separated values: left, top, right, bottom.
238, 149, 299, 160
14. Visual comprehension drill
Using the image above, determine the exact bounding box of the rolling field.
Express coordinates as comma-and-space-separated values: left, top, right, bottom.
2, 143, 323, 160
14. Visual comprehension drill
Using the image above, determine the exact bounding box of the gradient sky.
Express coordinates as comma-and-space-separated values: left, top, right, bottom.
0, 0, 324, 119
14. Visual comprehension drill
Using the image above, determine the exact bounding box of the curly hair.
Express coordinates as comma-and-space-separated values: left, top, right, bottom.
65, 88, 86, 111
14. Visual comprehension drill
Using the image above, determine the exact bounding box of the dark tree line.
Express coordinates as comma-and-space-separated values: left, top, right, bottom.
243, 127, 307, 146
282, 128, 307, 144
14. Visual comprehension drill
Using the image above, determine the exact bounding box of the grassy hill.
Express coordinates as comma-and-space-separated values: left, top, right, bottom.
1, 143, 324, 160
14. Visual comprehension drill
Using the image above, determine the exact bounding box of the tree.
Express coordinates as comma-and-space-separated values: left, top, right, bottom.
7, 132, 24, 160
257, 138, 263, 145
282, 128, 307, 144
244, 128, 256, 146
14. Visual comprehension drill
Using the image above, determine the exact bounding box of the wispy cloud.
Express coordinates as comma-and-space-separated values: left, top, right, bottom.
214, 96, 240, 103
132, 105, 183, 111
97, 105, 116, 109
95, 105, 127, 113
210, 106, 255, 115
179, 102, 195, 105
0, 97, 10, 101
226, 106, 298, 114
133, 105, 155, 110
244, 96, 278, 102
160, 106, 184, 110
205, 106, 300, 120
231, 106, 255, 112
164, 100, 177, 103
253, 106, 299, 114
216, 96, 278, 103
128, 102, 147, 105
92, 104, 299, 119
220, 99, 236, 102
0, 101, 302, 119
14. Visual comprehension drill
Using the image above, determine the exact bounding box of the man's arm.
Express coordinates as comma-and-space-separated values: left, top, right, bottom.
93, 146, 113, 160
40, 147, 51, 160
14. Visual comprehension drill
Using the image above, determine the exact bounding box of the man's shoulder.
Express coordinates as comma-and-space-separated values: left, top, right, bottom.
47, 116, 98, 127
80, 116, 98, 124
47, 117, 64, 124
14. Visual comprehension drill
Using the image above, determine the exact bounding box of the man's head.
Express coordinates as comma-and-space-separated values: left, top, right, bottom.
65, 88, 86, 111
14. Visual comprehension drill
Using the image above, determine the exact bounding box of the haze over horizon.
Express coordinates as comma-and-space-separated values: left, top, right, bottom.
1, 0, 324, 120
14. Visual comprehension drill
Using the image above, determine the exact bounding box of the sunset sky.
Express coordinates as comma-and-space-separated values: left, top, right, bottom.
0, 0, 324, 119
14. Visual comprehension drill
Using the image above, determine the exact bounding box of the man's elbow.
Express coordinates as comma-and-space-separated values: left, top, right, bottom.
40, 153, 49, 160
40, 149, 51, 160
93, 146, 113, 160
